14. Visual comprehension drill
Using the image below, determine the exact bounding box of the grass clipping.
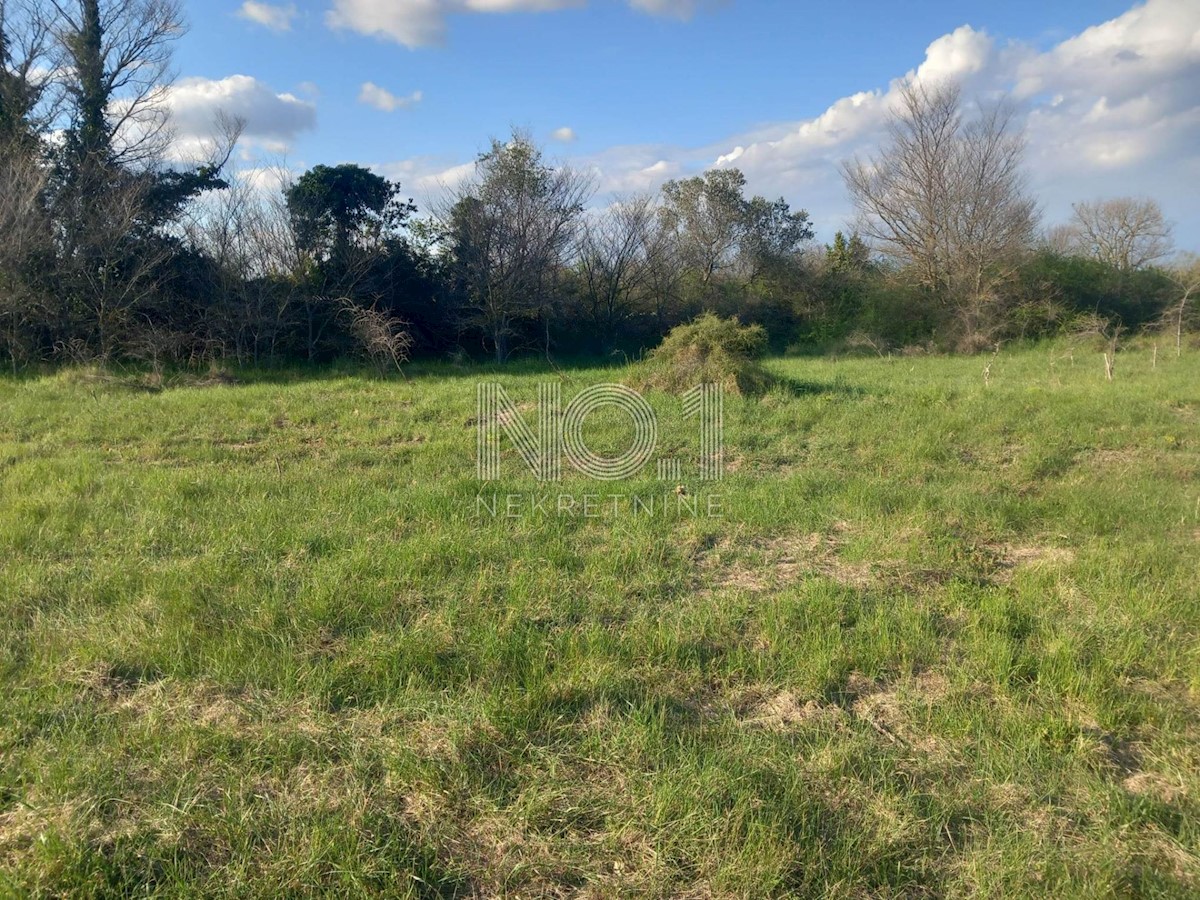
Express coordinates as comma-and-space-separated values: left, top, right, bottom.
633, 314, 774, 396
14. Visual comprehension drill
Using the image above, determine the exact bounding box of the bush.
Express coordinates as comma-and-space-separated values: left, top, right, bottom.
632, 313, 773, 395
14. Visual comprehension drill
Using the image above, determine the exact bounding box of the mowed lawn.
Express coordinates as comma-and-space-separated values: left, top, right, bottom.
1, 346, 1198, 897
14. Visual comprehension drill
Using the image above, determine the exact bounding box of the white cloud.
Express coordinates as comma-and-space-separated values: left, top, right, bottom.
237, 164, 298, 196
236, 1, 298, 32
326, 0, 578, 47
588, 154, 682, 195
912, 25, 994, 85
359, 82, 423, 112
690, 0, 1200, 239
369, 0, 1200, 246
165, 75, 317, 159
551, 126, 577, 143
627, 0, 724, 20
325, 0, 715, 47
375, 156, 478, 210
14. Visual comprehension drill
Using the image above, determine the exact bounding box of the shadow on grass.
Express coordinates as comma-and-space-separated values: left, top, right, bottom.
770, 374, 867, 398
3, 356, 871, 402
3, 355, 632, 389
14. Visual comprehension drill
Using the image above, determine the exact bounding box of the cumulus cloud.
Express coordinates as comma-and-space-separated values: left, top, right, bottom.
236, 1, 298, 32
370, 0, 1200, 244
326, 0, 715, 47
551, 126, 577, 143
165, 75, 317, 159
913, 25, 995, 86
375, 156, 478, 210
682, 0, 1200, 238
584, 151, 683, 195
359, 82, 423, 111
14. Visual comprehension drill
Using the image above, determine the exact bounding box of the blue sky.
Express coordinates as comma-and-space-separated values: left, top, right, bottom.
165, 0, 1200, 248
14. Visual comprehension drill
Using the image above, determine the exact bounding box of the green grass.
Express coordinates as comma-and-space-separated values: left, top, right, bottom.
1, 344, 1198, 897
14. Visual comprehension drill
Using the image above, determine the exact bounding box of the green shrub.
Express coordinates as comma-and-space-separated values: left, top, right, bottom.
632, 313, 773, 395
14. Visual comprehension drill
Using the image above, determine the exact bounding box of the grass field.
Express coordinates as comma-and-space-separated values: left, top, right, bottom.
1, 344, 1199, 897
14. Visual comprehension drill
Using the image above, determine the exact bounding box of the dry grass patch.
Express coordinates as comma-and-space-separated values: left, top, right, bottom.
1123, 772, 1189, 805
64, 661, 450, 753
695, 526, 894, 594
844, 671, 954, 755
1001, 544, 1077, 568
0, 796, 89, 867
690, 519, 1036, 598
992, 542, 1077, 585
738, 689, 850, 732
733, 670, 958, 759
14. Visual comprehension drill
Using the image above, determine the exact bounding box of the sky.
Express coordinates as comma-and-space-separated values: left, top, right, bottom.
165, 0, 1200, 249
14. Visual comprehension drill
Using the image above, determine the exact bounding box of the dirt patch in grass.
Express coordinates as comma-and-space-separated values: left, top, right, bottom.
947, 539, 1077, 587
1001, 544, 1076, 569
464, 401, 535, 429
766, 533, 878, 590
983, 781, 1059, 834
73, 660, 157, 701
1084, 447, 1191, 482
733, 671, 957, 757
844, 671, 954, 754
695, 527, 891, 593
1088, 448, 1145, 469
248, 763, 375, 819
1123, 772, 1188, 805
1075, 719, 1144, 777
739, 690, 850, 732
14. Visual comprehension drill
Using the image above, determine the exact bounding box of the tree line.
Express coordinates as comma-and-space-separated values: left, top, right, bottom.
0, 0, 1195, 372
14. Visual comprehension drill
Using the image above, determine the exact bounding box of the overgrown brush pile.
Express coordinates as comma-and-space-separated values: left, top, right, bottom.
633, 313, 774, 395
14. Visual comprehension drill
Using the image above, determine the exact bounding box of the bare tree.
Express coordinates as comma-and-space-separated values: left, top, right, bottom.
641, 211, 687, 335
842, 79, 1037, 332
1068, 197, 1174, 271
43, 0, 217, 358
181, 160, 308, 363
0, 134, 50, 368
0, 1, 55, 367
49, 0, 183, 166
1, 0, 58, 136
444, 131, 593, 363
1041, 223, 1079, 256
843, 81, 960, 293
577, 194, 657, 352
952, 103, 1039, 302
1164, 253, 1200, 357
